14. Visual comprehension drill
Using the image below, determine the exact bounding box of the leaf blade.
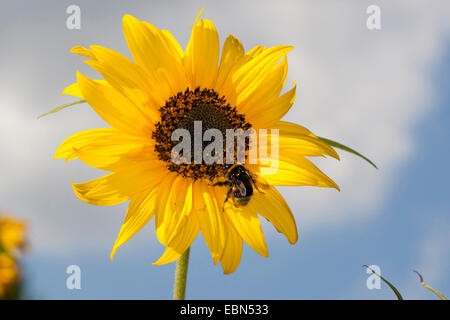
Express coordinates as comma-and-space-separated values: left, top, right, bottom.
319, 137, 378, 169
414, 270, 448, 300
37, 100, 86, 119
363, 265, 403, 300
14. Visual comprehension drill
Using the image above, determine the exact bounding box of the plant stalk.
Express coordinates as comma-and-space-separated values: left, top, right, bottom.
173, 247, 190, 300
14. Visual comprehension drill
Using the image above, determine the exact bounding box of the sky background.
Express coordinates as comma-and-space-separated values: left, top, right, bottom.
0, 0, 449, 299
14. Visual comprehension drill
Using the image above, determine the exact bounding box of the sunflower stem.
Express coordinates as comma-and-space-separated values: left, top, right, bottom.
173, 247, 190, 300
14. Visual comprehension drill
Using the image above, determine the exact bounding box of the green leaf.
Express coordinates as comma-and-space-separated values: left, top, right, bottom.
319, 137, 378, 169
413, 270, 448, 300
37, 99, 86, 119
363, 265, 403, 300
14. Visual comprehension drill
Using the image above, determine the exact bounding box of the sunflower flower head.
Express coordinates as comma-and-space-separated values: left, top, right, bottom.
0, 215, 27, 254
55, 10, 339, 274
0, 253, 20, 299
0, 215, 25, 299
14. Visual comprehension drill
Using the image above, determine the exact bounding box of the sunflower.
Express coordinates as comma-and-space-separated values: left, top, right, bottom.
0, 215, 24, 299
0, 253, 20, 299
55, 11, 339, 274
0, 216, 26, 254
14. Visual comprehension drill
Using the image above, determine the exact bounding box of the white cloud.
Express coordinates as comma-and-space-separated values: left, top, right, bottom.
0, 0, 449, 252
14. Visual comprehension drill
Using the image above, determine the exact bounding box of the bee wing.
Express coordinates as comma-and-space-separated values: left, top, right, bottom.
235, 181, 248, 196
251, 173, 270, 192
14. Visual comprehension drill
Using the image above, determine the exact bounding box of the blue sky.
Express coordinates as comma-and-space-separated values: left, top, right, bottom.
1, 0, 449, 299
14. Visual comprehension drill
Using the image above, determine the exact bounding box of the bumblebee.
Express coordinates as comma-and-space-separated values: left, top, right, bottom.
213, 164, 268, 208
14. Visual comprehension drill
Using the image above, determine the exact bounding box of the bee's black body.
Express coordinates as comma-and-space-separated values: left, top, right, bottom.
213, 164, 259, 208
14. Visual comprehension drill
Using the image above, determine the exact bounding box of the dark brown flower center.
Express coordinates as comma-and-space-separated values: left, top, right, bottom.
152, 87, 251, 181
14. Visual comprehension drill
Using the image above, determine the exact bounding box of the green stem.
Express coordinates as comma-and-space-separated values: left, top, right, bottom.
173, 247, 190, 300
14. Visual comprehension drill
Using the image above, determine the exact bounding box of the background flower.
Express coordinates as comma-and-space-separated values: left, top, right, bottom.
0, 215, 27, 300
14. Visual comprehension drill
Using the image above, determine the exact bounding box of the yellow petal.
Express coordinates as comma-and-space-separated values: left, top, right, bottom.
184, 18, 220, 89
224, 45, 293, 105
110, 189, 158, 259
238, 56, 288, 117
155, 174, 192, 246
261, 82, 296, 126
224, 198, 269, 258
216, 45, 264, 105
161, 29, 184, 59
122, 14, 187, 99
277, 121, 340, 159
70, 45, 96, 59
247, 81, 296, 128
246, 45, 265, 58
215, 35, 245, 92
193, 182, 227, 264
255, 121, 340, 161
256, 156, 339, 190
61, 80, 107, 98
219, 215, 243, 274
54, 127, 152, 171
167, 180, 193, 244
69, 44, 162, 118
77, 71, 152, 136
73, 143, 155, 174
85, 45, 162, 118
252, 184, 298, 244
61, 82, 83, 98
72, 162, 165, 206
154, 173, 175, 245
153, 214, 200, 265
